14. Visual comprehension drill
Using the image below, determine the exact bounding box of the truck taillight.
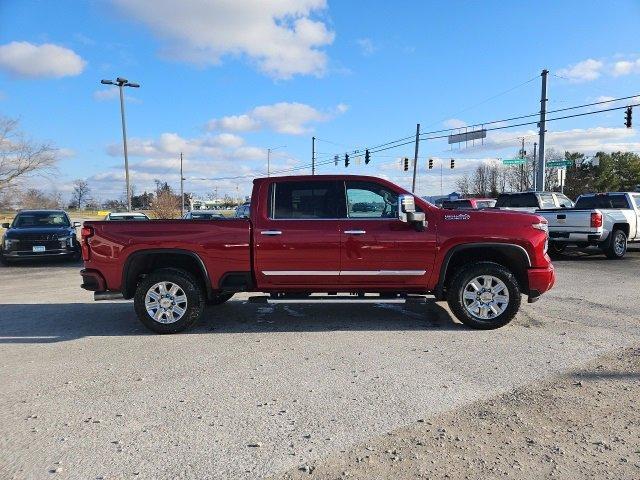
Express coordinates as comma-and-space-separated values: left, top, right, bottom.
81, 226, 94, 261
590, 212, 603, 228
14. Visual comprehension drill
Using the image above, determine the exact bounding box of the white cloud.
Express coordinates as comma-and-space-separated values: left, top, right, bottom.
612, 59, 640, 76
0, 41, 86, 78
356, 38, 376, 56
112, 0, 334, 79
557, 58, 603, 83
443, 118, 467, 129
207, 101, 347, 135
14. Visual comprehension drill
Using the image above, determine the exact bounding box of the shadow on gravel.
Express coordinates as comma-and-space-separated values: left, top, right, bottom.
575, 371, 640, 381
0, 298, 459, 344
0, 258, 83, 268
550, 245, 640, 262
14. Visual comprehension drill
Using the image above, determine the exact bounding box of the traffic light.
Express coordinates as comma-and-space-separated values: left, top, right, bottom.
403, 157, 409, 171
428, 158, 434, 169
450, 158, 455, 169
365, 149, 370, 164
334, 154, 339, 166
625, 106, 633, 128
344, 153, 349, 167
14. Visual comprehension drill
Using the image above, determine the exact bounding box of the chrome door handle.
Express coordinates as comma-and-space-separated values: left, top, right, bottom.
260, 230, 282, 236
344, 230, 366, 235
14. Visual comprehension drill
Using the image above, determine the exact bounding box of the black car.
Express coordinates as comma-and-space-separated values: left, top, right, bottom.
1, 210, 81, 264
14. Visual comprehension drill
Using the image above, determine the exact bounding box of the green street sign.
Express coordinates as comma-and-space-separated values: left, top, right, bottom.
547, 160, 572, 168
502, 158, 526, 165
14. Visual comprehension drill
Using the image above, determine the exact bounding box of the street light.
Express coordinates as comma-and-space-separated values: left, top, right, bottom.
100, 77, 140, 211
267, 145, 286, 177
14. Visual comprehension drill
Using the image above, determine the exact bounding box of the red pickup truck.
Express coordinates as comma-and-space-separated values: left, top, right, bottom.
80, 175, 555, 333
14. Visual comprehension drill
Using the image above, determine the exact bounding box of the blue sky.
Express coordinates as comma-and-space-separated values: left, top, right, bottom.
1, 0, 639, 201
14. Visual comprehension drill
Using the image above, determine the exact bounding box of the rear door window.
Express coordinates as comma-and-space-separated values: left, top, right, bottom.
345, 181, 398, 218
555, 193, 574, 208
539, 193, 557, 209
271, 181, 343, 219
575, 195, 631, 209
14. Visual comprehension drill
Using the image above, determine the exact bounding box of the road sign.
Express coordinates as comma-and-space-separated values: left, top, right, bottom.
547, 160, 572, 168
448, 129, 487, 144
502, 158, 526, 165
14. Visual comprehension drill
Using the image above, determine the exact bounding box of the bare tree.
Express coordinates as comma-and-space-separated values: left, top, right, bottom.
150, 191, 181, 219
455, 174, 471, 197
71, 179, 91, 210
19, 189, 62, 209
0, 117, 58, 191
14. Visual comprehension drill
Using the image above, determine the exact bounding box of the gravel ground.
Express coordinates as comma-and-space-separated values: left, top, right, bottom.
276, 347, 640, 480
0, 247, 639, 479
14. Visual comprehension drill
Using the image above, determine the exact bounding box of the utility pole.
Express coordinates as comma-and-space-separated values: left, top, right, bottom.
520, 137, 525, 191
440, 163, 443, 196
311, 136, 316, 175
100, 77, 140, 212
180, 152, 184, 216
267, 148, 271, 177
536, 69, 548, 192
532, 142, 537, 191
411, 123, 420, 193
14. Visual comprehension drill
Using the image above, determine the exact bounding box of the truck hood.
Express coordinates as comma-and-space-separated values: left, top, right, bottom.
4, 226, 75, 239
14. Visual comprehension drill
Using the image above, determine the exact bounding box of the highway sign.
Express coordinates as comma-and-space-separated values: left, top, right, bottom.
547, 160, 572, 168
448, 129, 487, 144
502, 158, 526, 165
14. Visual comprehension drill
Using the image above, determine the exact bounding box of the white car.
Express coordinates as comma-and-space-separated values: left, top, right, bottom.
104, 212, 150, 221
544, 192, 640, 259
182, 210, 225, 220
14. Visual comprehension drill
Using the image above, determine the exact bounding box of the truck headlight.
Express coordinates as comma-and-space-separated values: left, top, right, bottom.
3, 238, 18, 249
58, 236, 74, 247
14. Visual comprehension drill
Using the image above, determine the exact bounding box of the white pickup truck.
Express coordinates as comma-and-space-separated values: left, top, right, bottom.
542, 192, 640, 259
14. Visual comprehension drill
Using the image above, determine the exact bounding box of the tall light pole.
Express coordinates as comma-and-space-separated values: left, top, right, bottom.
267, 145, 286, 177
101, 77, 140, 211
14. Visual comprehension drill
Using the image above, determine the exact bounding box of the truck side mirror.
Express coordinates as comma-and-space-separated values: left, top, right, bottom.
398, 194, 426, 230
73, 221, 82, 228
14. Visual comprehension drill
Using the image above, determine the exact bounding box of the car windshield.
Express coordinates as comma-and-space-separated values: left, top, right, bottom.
12, 212, 70, 227
190, 213, 221, 219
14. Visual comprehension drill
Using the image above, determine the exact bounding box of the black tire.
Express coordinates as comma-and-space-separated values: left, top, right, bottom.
134, 268, 205, 334
603, 229, 627, 259
446, 261, 521, 330
548, 241, 566, 256
206, 292, 234, 305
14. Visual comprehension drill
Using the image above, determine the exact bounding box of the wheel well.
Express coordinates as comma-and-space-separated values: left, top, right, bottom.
439, 245, 529, 297
611, 223, 629, 237
122, 251, 209, 299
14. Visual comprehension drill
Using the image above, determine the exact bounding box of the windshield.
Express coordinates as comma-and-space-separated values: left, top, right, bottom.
190, 213, 222, 219
12, 212, 70, 228
575, 194, 631, 209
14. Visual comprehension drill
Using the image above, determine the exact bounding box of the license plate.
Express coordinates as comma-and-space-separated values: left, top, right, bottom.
32, 246, 46, 252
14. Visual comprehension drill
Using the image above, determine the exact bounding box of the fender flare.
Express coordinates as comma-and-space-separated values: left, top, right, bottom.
434, 242, 531, 300
121, 248, 212, 299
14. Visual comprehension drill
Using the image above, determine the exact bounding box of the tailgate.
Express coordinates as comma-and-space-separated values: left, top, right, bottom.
539, 209, 600, 236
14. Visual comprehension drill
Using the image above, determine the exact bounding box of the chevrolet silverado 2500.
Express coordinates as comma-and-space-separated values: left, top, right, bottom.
80, 175, 555, 333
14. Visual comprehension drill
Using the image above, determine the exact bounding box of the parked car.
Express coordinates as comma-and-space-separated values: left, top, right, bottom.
542, 192, 640, 258
80, 175, 555, 334
183, 210, 225, 220
234, 203, 250, 218
1, 210, 81, 264
104, 212, 149, 221
495, 191, 574, 212
442, 198, 496, 209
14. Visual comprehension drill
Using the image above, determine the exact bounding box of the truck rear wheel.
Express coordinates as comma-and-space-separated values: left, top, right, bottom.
446, 262, 521, 330
134, 268, 205, 334
603, 229, 627, 259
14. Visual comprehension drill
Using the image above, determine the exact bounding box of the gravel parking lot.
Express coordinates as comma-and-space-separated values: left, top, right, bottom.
1, 248, 639, 479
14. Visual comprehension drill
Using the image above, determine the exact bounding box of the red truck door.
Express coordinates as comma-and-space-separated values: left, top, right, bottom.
340, 180, 436, 287
253, 180, 344, 288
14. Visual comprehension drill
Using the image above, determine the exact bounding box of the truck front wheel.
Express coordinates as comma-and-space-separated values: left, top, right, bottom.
446, 262, 521, 330
134, 268, 205, 334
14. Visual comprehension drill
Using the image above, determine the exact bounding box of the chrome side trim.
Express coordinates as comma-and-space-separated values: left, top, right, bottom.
261, 270, 426, 276
262, 270, 340, 276
341, 270, 426, 276
344, 230, 366, 235
260, 230, 282, 235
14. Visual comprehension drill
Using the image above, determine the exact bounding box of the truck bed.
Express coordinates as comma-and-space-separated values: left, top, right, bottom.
83, 219, 251, 293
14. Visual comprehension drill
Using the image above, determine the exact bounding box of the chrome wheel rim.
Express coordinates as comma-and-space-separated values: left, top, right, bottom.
145, 281, 188, 324
614, 232, 626, 256
462, 275, 509, 321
